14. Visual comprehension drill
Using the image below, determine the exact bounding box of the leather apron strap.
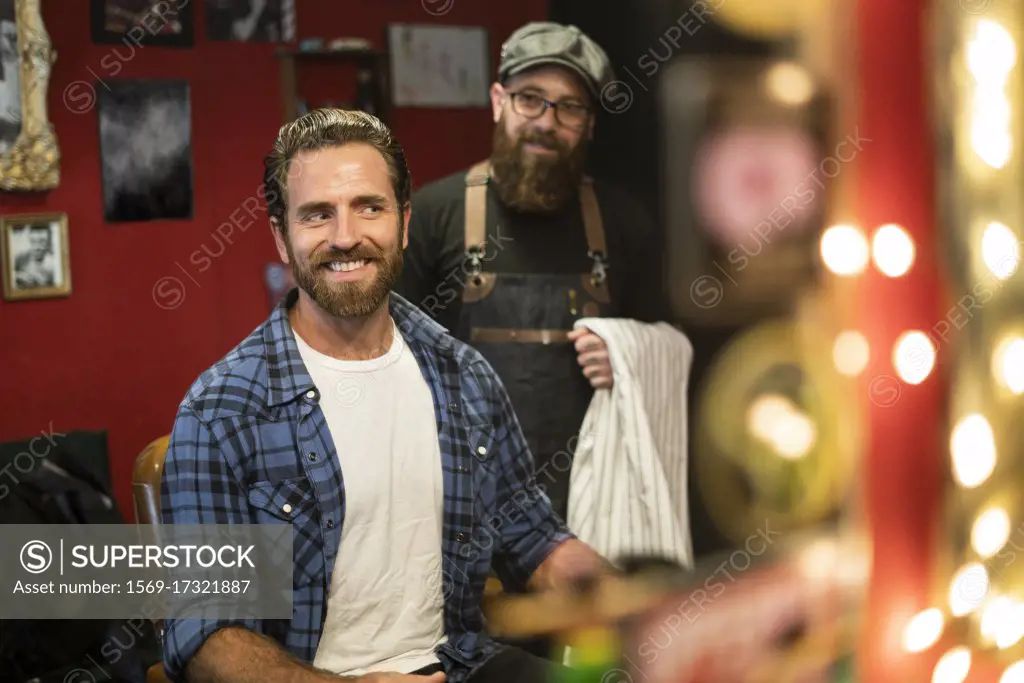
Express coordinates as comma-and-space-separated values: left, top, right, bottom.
464, 160, 491, 256
579, 176, 607, 256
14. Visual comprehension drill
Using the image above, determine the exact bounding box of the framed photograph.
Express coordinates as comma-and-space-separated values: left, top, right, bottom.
206, 0, 295, 43
0, 0, 60, 191
387, 24, 490, 107
98, 79, 194, 222
0, 212, 71, 301
91, 0, 194, 47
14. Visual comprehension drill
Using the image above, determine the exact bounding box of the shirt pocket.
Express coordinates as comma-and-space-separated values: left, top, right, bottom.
247, 477, 325, 587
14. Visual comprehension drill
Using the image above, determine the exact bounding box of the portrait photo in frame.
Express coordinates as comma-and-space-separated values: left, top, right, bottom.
1, 212, 71, 301
0, 0, 60, 191
91, 0, 195, 47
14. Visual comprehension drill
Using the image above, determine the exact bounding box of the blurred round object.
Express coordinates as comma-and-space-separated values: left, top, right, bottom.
693, 125, 821, 249
696, 320, 854, 543
712, 0, 821, 39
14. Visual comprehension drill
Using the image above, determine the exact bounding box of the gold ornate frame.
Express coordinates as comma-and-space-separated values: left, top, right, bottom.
0, 0, 59, 191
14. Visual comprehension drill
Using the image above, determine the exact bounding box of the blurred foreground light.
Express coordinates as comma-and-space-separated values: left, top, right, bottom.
902, 608, 944, 653
982, 597, 1017, 644
745, 394, 816, 460
872, 224, 915, 277
1002, 660, 1024, 683
967, 20, 1016, 168
972, 506, 1011, 559
949, 562, 990, 617
972, 103, 1013, 169
892, 331, 936, 385
820, 224, 869, 276
993, 335, 1024, 394
764, 62, 814, 106
986, 598, 1024, 649
746, 394, 793, 443
933, 647, 971, 683
982, 222, 1020, 280
967, 19, 1017, 85
833, 330, 870, 377
951, 414, 997, 488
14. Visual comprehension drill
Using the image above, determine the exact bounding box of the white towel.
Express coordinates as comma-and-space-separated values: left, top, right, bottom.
566, 317, 694, 570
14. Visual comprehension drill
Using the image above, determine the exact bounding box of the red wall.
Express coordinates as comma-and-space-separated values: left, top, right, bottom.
0, 0, 546, 517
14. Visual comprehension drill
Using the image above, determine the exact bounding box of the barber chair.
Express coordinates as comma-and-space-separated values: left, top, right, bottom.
132, 435, 173, 683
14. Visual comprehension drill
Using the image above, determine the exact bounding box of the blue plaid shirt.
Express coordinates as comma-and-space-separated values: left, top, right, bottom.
160, 288, 573, 682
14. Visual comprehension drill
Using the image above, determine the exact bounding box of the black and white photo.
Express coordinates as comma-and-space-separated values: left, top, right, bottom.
0, 0, 20, 155
206, 0, 294, 43
1, 213, 71, 301
98, 79, 194, 223
91, 0, 194, 47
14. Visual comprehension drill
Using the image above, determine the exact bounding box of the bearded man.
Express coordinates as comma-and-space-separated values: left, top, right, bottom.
397, 23, 669, 523
160, 108, 609, 683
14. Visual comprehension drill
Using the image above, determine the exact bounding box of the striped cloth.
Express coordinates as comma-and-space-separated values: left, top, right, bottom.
566, 317, 694, 570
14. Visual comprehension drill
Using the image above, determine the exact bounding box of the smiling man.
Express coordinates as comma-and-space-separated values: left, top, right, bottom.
396, 23, 670, 528
160, 108, 608, 683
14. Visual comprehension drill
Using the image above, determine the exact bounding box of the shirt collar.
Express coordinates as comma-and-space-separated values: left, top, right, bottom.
263, 287, 455, 407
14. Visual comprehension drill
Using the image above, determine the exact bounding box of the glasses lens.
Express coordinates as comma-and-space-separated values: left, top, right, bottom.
557, 106, 588, 127
513, 93, 544, 117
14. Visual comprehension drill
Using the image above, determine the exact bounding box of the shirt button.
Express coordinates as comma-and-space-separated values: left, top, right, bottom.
305, 390, 316, 400
282, 504, 293, 514
308, 452, 317, 462
476, 446, 487, 457
455, 532, 469, 543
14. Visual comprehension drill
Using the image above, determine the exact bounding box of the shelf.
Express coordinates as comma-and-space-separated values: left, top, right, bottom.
276, 47, 391, 125
275, 48, 387, 61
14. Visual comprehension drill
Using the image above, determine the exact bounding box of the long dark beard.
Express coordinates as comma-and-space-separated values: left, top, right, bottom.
489, 122, 589, 213
286, 229, 403, 318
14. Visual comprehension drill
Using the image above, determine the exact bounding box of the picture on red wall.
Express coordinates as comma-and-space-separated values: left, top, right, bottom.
91, 0, 195, 47
206, 0, 295, 43
0, 0, 19, 155
0, 213, 71, 302
98, 80, 194, 223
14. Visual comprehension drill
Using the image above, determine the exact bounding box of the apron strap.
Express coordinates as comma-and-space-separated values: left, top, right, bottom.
579, 176, 607, 256
464, 161, 490, 257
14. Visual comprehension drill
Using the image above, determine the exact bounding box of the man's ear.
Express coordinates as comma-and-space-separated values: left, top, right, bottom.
270, 217, 290, 264
489, 82, 505, 124
402, 205, 412, 250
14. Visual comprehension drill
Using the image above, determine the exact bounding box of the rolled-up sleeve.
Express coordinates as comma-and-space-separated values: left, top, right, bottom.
159, 406, 262, 682
481, 363, 576, 589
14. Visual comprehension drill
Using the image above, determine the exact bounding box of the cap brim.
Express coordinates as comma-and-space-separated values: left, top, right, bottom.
503, 56, 600, 99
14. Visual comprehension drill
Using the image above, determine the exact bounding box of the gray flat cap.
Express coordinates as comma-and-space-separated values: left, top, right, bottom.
498, 22, 613, 100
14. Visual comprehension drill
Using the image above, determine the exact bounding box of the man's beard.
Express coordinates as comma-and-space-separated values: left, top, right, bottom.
489, 123, 589, 213
286, 230, 403, 318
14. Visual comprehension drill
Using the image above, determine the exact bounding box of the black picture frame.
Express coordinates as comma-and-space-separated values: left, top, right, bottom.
90, 0, 195, 47
97, 79, 195, 223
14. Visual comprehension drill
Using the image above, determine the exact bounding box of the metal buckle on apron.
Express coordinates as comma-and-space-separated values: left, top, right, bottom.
588, 250, 608, 285
466, 246, 484, 279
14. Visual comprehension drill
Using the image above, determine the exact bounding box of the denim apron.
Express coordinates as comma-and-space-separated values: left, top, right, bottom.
455, 161, 618, 519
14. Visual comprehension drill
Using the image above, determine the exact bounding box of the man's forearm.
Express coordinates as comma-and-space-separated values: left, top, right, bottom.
185, 626, 369, 683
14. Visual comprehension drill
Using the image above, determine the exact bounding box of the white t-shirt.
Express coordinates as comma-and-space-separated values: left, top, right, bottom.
297, 319, 447, 676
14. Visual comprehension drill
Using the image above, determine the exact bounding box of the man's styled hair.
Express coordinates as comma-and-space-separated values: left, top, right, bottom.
262, 108, 412, 233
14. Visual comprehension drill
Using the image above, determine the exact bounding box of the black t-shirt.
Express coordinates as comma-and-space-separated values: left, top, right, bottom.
396, 168, 670, 333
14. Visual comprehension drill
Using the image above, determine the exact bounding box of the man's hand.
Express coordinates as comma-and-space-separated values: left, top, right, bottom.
568, 327, 613, 389
528, 538, 612, 593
